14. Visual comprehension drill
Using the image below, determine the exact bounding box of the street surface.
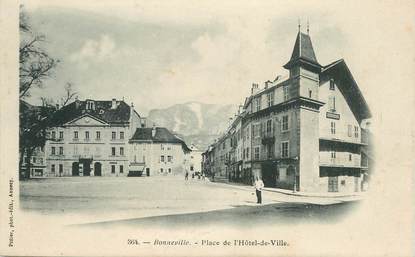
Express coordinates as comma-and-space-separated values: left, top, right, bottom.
20, 176, 360, 227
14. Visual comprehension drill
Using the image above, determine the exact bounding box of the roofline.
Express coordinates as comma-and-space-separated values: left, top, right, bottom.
322, 59, 372, 120
64, 113, 110, 126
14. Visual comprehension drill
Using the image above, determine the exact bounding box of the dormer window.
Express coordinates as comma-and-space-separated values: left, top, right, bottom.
86, 100, 95, 110
329, 79, 335, 90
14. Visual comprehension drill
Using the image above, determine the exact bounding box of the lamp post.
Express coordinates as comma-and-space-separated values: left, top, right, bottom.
292, 156, 299, 193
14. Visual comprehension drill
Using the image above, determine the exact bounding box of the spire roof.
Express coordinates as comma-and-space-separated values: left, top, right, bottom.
284, 31, 320, 69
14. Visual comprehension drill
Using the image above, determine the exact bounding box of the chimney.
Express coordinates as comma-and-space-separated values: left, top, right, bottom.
111, 98, 117, 109
140, 117, 147, 128
264, 80, 271, 89
75, 99, 80, 109
151, 124, 156, 138
251, 83, 259, 95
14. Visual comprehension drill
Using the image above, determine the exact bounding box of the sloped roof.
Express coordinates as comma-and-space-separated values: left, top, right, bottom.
284, 32, 321, 70
130, 127, 191, 152
48, 100, 133, 126
321, 59, 371, 121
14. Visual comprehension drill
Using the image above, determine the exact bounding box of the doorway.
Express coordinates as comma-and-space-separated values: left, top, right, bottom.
94, 162, 102, 176
79, 159, 92, 176
72, 162, 79, 176
146, 168, 150, 176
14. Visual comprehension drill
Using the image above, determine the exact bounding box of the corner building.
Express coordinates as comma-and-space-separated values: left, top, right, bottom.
209, 29, 371, 194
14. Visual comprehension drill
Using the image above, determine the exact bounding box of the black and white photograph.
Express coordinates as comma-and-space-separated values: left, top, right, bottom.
0, 0, 414, 256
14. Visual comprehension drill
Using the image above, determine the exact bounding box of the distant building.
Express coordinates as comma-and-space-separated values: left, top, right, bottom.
129, 126, 191, 176
187, 144, 203, 174
19, 101, 48, 178
44, 98, 143, 177
205, 28, 372, 194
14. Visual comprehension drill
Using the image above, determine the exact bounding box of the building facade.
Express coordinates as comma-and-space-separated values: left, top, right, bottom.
44, 98, 143, 177
187, 144, 203, 175
203, 29, 371, 194
129, 127, 191, 176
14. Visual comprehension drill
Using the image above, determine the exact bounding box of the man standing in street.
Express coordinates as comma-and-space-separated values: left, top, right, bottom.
254, 176, 264, 204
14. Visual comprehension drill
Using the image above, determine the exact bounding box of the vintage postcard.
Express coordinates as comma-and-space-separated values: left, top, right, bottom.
0, 0, 414, 256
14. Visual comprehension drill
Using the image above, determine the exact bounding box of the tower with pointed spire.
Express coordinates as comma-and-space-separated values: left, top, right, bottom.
284, 29, 324, 192
283, 29, 321, 99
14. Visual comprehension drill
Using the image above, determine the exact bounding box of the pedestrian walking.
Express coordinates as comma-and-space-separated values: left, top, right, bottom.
185, 170, 189, 180
254, 176, 264, 204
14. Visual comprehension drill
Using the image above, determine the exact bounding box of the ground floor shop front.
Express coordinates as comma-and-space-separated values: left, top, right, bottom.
229, 160, 365, 194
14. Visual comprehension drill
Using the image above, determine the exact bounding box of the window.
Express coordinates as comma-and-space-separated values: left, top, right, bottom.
111, 165, 115, 174
246, 148, 249, 159
348, 125, 352, 137
111, 147, 116, 156
266, 119, 272, 134
51, 164, 55, 173
59, 147, 63, 155
160, 168, 164, 173
255, 98, 261, 112
96, 131, 101, 140
168, 168, 171, 173
59, 131, 64, 139
267, 144, 274, 159
349, 153, 352, 161
120, 165, 124, 173
330, 79, 335, 90
33, 157, 37, 163
161, 144, 164, 150
120, 131, 124, 139
85, 131, 90, 140
329, 96, 336, 112
51, 147, 55, 155
354, 126, 359, 138
331, 151, 336, 161
330, 122, 336, 135
168, 156, 173, 162
267, 91, 274, 107
112, 131, 116, 140
283, 86, 289, 101
282, 115, 289, 131
51, 131, 56, 139
254, 147, 260, 160
74, 131, 78, 139
120, 147, 124, 156
161, 156, 165, 162
309, 89, 312, 98
59, 164, 63, 174
281, 142, 289, 158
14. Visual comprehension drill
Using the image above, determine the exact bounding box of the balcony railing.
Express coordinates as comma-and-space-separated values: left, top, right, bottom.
261, 132, 275, 145
319, 157, 361, 168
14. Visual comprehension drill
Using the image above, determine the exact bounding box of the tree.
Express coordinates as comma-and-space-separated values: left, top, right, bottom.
18, 6, 78, 179
19, 84, 78, 179
19, 6, 57, 99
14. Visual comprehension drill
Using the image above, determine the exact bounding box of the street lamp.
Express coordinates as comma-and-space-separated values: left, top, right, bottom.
292, 156, 299, 193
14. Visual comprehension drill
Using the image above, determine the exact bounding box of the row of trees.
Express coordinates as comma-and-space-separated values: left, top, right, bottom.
19, 6, 77, 180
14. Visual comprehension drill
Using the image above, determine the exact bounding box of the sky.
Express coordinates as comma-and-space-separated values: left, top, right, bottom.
21, 0, 414, 123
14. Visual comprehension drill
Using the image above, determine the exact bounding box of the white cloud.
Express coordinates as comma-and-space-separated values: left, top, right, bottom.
70, 34, 115, 64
